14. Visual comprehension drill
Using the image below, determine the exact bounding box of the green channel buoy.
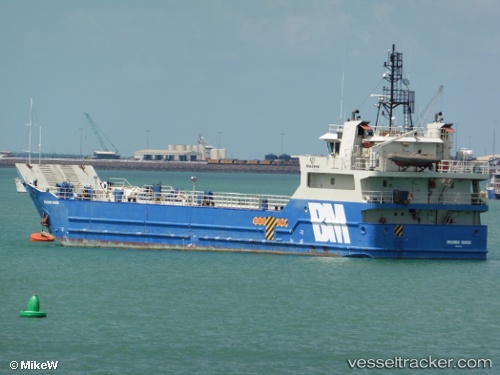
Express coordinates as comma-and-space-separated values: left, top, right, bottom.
20, 293, 47, 318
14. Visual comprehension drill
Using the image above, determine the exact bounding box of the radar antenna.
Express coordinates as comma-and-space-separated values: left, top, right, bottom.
375, 44, 415, 129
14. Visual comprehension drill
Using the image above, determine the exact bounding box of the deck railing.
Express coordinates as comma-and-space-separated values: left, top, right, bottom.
327, 123, 427, 137
362, 190, 487, 205
352, 157, 489, 173
47, 184, 291, 211
435, 160, 489, 174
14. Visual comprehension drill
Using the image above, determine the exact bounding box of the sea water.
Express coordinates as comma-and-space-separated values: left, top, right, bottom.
0, 167, 498, 374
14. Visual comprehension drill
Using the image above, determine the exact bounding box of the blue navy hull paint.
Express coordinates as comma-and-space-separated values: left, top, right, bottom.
27, 185, 487, 260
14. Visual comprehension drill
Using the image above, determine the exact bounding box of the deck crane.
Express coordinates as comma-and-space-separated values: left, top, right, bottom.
418, 85, 444, 125
84, 112, 120, 159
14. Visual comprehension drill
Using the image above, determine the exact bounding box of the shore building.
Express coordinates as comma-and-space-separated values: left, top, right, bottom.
134, 144, 226, 162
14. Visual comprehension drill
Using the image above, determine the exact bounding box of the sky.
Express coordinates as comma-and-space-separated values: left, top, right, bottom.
1, 0, 499, 159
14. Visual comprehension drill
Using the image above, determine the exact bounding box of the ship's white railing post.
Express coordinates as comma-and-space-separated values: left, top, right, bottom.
362, 190, 486, 206
49, 179, 292, 210
437, 160, 488, 174
190, 176, 197, 207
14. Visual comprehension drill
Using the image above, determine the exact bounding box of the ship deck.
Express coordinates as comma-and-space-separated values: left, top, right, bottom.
46, 181, 292, 212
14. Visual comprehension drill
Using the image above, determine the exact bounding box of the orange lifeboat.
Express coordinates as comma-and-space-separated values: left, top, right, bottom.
30, 232, 55, 242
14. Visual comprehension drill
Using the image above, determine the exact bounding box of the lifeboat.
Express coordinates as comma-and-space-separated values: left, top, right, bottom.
30, 232, 55, 242
388, 153, 440, 170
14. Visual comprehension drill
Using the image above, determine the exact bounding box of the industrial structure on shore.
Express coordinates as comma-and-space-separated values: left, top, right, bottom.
133, 135, 226, 162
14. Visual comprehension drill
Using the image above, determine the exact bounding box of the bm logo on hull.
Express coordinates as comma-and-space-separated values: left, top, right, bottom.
308, 202, 351, 244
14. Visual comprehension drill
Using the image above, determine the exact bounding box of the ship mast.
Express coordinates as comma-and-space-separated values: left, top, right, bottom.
376, 44, 415, 129
26, 98, 33, 164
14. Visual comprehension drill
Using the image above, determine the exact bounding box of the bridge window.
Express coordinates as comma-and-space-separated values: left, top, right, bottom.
327, 141, 341, 155
308, 173, 355, 190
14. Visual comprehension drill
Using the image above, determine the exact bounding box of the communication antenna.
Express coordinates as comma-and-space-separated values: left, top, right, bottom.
338, 71, 345, 124
375, 45, 415, 129
338, 44, 347, 124
494, 120, 497, 158
26, 98, 34, 164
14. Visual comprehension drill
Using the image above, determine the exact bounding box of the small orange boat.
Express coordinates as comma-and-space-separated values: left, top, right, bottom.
30, 232, 55, 242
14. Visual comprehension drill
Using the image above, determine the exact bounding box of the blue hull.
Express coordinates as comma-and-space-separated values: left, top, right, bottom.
486, 188, 498, 200
26, 186, 488, 260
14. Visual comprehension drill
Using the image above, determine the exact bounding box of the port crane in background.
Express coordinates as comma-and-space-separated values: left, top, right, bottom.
84, 112, 120, 159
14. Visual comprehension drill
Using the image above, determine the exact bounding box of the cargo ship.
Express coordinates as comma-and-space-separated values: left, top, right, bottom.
17, 45, 489, 259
